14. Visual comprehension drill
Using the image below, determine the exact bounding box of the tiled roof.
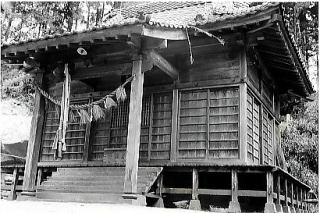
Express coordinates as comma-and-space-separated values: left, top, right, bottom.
2, 2, 278, 46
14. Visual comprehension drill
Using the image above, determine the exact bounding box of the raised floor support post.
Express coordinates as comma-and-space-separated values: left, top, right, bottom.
283, 179, 291, 213
264, 171, 277, 213
276, 175, 283, 213
290, 183, 296, 213
295, 186, 301, 213
122, 54, 145, 206
22, 72, 45, 196
189, 168, 201, 210
229, 169, 241, 213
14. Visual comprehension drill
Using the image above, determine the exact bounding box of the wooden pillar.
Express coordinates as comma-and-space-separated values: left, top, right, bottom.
276, 175, 283, 212
36, 168, 42, 187
283, 179, 292, 213
303, 189, 308, 212
239, 46, 248, 163
170, 89, 178, 162
264, 171, 276, 213
22, 72, 45, 194
123, 55, 145, 204
189, 168, 201, 210
295, 186, 301, 213
290, 183, 296, 213
229, 170, 241, 213
8, 168, 19, 200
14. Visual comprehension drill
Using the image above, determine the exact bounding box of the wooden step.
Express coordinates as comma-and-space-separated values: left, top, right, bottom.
36, 191, 132, 204
43, 178, 154, 186
37, 184, 146, 193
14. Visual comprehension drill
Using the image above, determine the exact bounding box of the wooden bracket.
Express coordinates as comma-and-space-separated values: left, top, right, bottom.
143, 49, 179, 79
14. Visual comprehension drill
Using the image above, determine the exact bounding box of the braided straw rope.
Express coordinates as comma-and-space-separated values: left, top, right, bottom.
35, 75, 135, 110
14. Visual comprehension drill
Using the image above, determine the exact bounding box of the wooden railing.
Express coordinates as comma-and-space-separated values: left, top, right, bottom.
1, 167, 24, 200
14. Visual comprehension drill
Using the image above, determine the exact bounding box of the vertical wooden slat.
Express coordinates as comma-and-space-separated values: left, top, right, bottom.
148, 94, 154, 161
170, 89, 178, 162
83, 98, 92, 162
123, 55, 144, 195
239, 83, 247, 162
23, 72, 45, 192
8, 168, 19, 200
192, 168, 199, 200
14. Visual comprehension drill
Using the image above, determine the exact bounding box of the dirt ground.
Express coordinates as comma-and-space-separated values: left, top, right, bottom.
0, 200, 203, 213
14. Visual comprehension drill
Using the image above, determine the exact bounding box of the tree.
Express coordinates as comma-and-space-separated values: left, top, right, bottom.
281, 93, 318, 195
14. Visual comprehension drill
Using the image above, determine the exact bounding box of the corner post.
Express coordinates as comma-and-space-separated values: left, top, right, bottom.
123, 54, 145, 205
239, 45, 248, 163
229, 169, 241, 213
264, 171, 276, 213
22, 71, 45, 196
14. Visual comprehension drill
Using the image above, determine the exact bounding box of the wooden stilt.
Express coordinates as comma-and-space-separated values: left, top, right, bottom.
276, 175, 283, 213
290, 183, 296, 213
283, 179, 291, 213
36, 168, 43, 187
189, 168, 201, 210
229, 170, 241, 213
8, 168, 19, 200
22, 72, 45, 194
295, 186, 301, 213
264, 171, 276, 213
123, 54, 145, 206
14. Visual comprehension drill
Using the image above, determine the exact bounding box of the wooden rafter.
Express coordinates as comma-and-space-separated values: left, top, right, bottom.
145, 49, 179, 79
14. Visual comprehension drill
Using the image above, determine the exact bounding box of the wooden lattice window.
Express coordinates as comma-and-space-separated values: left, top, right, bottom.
40, 99, 88, 161
262, 108, 273, 165
150, 92, 172, 160
247, 92, 260, 164
178, 87, 239, 159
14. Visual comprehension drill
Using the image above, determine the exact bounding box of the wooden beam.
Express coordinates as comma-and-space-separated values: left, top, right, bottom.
23, 72, 45, 192
2, 25, 144, 56
142, 37, 167, 50
8, 168, 19, 200
72, 63, 132, 80
146, 49, 179, 79
123, 54, 144, 196
142, 25, 187, 40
